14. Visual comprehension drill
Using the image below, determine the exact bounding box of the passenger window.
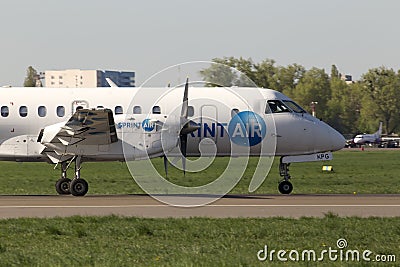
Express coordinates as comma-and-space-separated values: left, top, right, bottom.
57, 106, 65, 117
188, 106, 194, 117
133, 106, 142, 114
115, 106, 123, 115
19, 106, 28, 117
152, 106, 161, 114
1, 106, 9, 117
38, 106, 47, 117
231, 108, 239, 118
267, 100, 291, 113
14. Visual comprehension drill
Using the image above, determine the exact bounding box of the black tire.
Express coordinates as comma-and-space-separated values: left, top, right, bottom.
278, 181, 293, 194
70, 179, 89, 196
55, 178, 71, 195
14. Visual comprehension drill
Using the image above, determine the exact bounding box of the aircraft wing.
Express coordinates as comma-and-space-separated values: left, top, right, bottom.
59, 108, 117, 145
39, 109, 118, 160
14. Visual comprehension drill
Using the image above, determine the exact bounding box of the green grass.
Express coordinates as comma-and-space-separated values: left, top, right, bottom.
0, 215, 399, 266
1, 150, 400, 266
0, 150, 399, 195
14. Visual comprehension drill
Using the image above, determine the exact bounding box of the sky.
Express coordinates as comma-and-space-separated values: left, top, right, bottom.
1, 0, 400, 87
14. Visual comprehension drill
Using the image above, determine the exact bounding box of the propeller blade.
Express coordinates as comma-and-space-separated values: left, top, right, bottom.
163, 155, 168, 178
181, 78, 189, 119
179, 133, 188, 176
178, 78, 190, 176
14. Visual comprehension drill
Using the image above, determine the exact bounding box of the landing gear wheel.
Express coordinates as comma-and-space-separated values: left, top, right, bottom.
70, 178, 89, 196
55, 178, 71, 195
278, 181, 293, 195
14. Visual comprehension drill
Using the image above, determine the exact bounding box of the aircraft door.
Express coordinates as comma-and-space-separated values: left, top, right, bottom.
72, 100, 89, 114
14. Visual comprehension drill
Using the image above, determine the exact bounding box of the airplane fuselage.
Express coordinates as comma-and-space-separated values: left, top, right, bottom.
0, 86, 345, 162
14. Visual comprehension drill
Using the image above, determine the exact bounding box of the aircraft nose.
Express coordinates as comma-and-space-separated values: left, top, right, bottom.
329, 127, 346, 151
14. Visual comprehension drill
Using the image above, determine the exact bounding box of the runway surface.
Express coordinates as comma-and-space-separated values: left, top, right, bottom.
1, 194, 400, 219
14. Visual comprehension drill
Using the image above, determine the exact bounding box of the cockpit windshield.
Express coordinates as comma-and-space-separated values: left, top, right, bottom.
266, 100, 291, 113
265, 100, 308, 114
282, 100, 307, 113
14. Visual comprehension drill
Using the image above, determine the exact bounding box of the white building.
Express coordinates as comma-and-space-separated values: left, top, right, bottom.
45, 69, 135, 88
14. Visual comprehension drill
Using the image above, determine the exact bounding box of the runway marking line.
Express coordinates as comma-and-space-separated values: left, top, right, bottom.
1, 205, 400, 208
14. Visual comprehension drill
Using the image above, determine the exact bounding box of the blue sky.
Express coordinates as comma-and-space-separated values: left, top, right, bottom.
1, 0, 400, 86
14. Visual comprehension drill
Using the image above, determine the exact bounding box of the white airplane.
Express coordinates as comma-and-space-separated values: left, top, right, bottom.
0, 79, 345, 196
353, 122, 382, 145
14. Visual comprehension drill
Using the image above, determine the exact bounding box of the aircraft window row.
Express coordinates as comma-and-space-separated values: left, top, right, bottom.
1, 105, 66, 118
0, 104, 198, 118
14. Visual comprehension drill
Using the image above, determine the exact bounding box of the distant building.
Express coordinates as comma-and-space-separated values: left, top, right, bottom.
341, 74, 354, 84
44, 69, 135, 88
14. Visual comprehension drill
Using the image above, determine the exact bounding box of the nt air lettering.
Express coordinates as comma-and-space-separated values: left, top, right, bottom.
190, 122, 263, 138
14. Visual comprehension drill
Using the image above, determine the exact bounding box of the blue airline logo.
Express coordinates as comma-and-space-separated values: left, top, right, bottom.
141, 119, 155, 132
228, 111, 266, 146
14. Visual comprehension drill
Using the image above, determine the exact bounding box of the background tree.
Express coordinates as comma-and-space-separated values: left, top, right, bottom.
360, 67, 400, 134
330, 64, 341, 80
275, 63, 306, 97
292, 67, 331, 119
326, 75, 348, 132
199, 60, 236, 87
252, 59, 278, 88
340, 82, 362, 134
200, 57, 277, 87
23, 66, 38, 87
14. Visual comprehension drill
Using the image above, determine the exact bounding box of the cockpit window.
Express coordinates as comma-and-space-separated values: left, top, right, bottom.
283, 100, 307, 113
267, 100, 291, 113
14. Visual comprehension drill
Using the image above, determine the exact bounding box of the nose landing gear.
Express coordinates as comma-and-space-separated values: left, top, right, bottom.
278, 158, 293, 194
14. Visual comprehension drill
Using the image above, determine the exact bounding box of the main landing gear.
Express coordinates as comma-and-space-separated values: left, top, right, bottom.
55, 156, 89, 196
278, 157, 293, 194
